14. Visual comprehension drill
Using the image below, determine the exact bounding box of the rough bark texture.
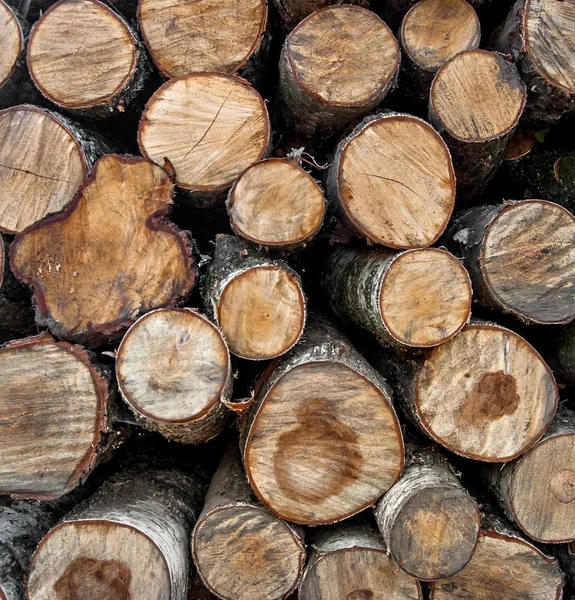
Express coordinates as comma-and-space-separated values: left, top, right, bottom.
544, 321, 575, 385
374, 443, 480, 581
270, 0, 369, 31
556, 541, 575, 589
192, 443, 305, 600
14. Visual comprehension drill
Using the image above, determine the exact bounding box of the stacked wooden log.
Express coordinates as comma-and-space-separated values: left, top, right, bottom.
1, 0, 575, 598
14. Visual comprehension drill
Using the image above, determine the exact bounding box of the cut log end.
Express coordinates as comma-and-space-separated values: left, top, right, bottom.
504, 129, 535, 161
227, 158, 326, 247
0, 106, 88, 234
139, 73, 270, 193
430, 49, 526, 142
401, 0, 480, 72
193, 506, 305, 600
28, 0, 137, 110
335, 114, 455, 248
0, 0, 22, 90
139, 0, 267, 78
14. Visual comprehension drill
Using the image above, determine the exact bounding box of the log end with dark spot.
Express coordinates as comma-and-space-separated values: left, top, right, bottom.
55, 557, 131, 600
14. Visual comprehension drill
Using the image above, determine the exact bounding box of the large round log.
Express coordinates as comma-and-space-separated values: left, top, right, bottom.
323, 245, 471, 348
116, 308, 231, 445
429, 49, 526, 199
325, 112, 456, 248
444, 200, 575, 325
241, 316, 404, 525
11, 154, 197, 347
192, 443, 305, 600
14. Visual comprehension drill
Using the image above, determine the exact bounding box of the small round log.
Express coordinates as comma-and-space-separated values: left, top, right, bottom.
372, 322, 558, 462
240, 316, 404, 525
374, 443, 480, 581
192, 443, 305, 600
270, 0, 369, 32
0, 333, 114, 499
11, 154, 197, 347
277, 6, 400, 139
325, 112, 456, 248
203, 234, 306, 361
323, 245, 471, 348
139, 73, 270, 209
444, 200, 575, 325
429, 49, 526, 199
116, 308, 231, 445
299, 521, 422, 600
227, 158, 326, 249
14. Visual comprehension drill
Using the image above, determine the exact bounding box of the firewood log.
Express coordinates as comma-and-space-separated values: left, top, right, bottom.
323, 245, 471, 348
240, 316, 404, 525
192, 444, 305, 600
371, 322, 558, 462
444, 200, 575, 325
429, 49, 526, 199
227, 158, 326, 249
277, 6, 400, 140
0, 333, 116, 499
11, 154, 197, 347
139, 73, 270, 209
325, 112, 455, 248
374, 443, 480, 580
203, 235, 306, 360
491, 0, 575, 125
299, 521, 422, 600
116, 308, 232, 445
26, 462, 205, 600
270, 0, 370, 31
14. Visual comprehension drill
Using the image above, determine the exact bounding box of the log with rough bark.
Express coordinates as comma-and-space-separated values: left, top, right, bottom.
192, 444, 305, 600
556, 540, 575, 589
11, 154, 197, 347
325, 112, 456, 248
139, 73, 270, 209
0, 105, 111, 234
544, 322, 575, 385
299, 521, 422, 600
323, 245, 471, 348
428, 513, 565, 599
374, 443, 480, 580
444, 200, 575, 325
371, 322, 558, 462
490, 0, 575, 125
0, 333, 116, 499
429, 49, 526, 199
27, 0, 150, 118
116, 308, 232, 445
277, 6, 400, 140
270, 0, 369, 31
227, 158, 326, 249
203, 235, 306, 360
482, 405, 575, 543
240, 316, 404, 525
26, 462, 205, 600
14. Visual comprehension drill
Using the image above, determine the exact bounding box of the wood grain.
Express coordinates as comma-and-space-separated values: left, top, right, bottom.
0, 0, 21, 89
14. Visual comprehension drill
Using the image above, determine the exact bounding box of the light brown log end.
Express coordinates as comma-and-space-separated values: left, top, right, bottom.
0, 0, 22, 90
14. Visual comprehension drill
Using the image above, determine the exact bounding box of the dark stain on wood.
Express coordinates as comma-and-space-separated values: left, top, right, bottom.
549, 469, 575, 504
54, 557, 131, 600
347, 590, 374, 600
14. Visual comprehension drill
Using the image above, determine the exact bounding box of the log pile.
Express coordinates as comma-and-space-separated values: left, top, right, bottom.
1, 0, 575, 598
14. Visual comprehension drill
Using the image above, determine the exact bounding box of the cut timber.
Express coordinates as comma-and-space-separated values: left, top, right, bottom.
192, 444, 305, 600
491, 0, 575, 125
270, 0, 369, 31
374, 444, 480, 580
445, 200, 575, 325
0, 333, 113, 499
323, 245, 471, 348
240, 316, 404, 525
0, 105, 109, 234
116, 308, 231, 445
227, 158, 326, 248
203, 235, 306, 360
28, 0, 150, 118
139, 73, 270, 207
11, 154, 197, 347
325, 112, 455, 249
299, 521, 422, 600
138, 0, 267, 78
278, 6, 400, 138
27, 463, 205, 600
483, 405, 575, 543
372, 322, 558, 461
429, 50, 526, 199
429, 514, 565, 600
